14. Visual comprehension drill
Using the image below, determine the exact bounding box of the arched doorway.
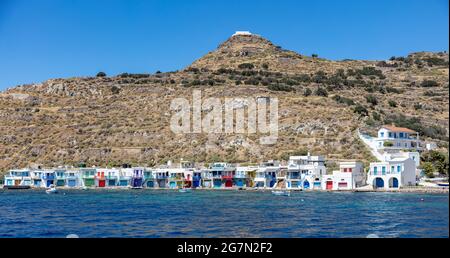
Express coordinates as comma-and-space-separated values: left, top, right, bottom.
373, 178, 384, 188
389, 177, 399, 188
303, 180, 310, 189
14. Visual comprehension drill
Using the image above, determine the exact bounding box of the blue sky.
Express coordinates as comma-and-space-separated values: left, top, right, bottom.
0, 0, 448, 90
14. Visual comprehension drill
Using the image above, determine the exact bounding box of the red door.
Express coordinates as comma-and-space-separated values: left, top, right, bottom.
225, 180, 233, 187
326, 181, 333, 190
99, 180, 106, 187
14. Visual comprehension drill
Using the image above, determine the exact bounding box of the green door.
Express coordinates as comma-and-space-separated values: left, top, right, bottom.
84, 178, 95, 187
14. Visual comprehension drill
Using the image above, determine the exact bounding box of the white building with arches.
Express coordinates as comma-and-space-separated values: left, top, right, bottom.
367, 157, 416, 190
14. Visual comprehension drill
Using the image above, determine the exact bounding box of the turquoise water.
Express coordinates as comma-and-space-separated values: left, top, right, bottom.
0, 189, 448, 238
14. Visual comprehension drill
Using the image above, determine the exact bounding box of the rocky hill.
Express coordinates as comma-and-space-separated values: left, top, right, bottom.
0, 32, 448, 174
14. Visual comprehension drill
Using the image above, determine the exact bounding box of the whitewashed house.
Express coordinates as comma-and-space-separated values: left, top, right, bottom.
289, 154, 326, 190
329, 161, 365, 190
4, 169, 32, 188
367, 157, 416, 189
255, 161, 279, 189
374, 125, 421, 152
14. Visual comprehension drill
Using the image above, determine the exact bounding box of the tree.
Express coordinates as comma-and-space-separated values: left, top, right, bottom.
422, 151, 449, 176
96, 72, 106, 77
312, 54, 318, 58
421, 162, 435, 178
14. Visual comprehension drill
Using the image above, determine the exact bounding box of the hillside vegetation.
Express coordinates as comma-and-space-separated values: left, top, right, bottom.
0, 33, 448, 174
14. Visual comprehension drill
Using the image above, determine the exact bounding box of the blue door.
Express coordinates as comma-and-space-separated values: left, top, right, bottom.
193, 180, 200, 188
375, 178, 384, 188
213, 179, 222, 188
132, 178, 142, 187
269, 180, 276, 187
236, 180, 244, 187
46, 180, 54, 187
303, 180, 310, 189
392, 178, 398, 188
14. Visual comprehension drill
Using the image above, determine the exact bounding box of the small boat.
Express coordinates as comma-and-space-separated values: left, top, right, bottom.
46, 184, 58, 194
271, 190, 290, 196
81, 186, 88, 190
437, 182, 449, 187
178, 188, 191, 193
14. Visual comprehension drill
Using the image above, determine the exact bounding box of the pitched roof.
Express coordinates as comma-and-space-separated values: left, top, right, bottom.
381, 125, 417, 133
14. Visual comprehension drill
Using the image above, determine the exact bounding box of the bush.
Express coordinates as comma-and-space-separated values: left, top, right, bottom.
244, 78, 260, 85
96, 72, 106, 77
238, 63, 255, 69
332, 95, 355, 106
421, 162, 435, 178
111, 86, 121, 94
383, 141, 394, 147
312, 54, 318, 58
388, 100, 397, 107
262, 63, 269, 70
365, 95, 378, 106
354, 105, 369, 116
421, 151, 449, 176
315, 87, 328, 97
312, 71, 327, 83
385, 86, 402, 94
303, 88, 312, 97
356, 67, 385, 79
420, 80, 439, 87
423, 90, 439, 97
268, 84, 293, 92
372, 111, 381, 121
414, 103, 422, 110
424, 57, 448, 66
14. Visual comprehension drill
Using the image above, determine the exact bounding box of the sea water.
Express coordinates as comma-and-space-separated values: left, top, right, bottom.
0, 190, 448, 238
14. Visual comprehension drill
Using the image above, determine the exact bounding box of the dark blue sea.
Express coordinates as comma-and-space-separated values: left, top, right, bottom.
0, 189, 448, 238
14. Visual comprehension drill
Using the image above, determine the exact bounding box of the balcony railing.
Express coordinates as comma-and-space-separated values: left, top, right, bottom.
370, 170, 400, 175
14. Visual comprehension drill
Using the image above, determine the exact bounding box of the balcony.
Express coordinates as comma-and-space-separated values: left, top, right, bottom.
42, 175, 55, 180
193, 176, 201, 181
370, 170, 400, 176
156, 175, 168, 179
